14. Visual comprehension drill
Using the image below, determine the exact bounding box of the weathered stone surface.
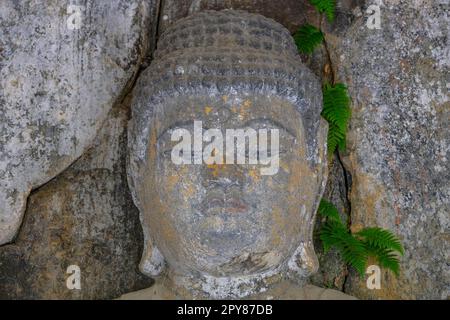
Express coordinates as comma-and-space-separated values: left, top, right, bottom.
2, 0, 445, 301
118, 279, 357, 300
0, 0, 155, 245
311, 155, 350, 291
155, 0, 364, 295
157, 0, 362, 35
128, 10, 328, 298
335, 0, 449, 299
0, 99, 153, 299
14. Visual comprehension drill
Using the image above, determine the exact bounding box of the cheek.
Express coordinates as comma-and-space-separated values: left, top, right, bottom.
156, 163, 202, 207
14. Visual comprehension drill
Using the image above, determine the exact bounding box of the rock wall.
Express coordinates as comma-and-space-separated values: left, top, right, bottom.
0, 0, 154, 245
0, 0, 159, 299
0, 0, 447, 300
335, 0, 449, 299
0, 98, 153, 299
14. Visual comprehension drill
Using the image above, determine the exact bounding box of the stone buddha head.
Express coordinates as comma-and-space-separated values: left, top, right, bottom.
127, 10, 328, 298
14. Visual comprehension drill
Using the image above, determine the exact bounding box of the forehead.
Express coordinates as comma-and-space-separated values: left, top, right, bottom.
151, 94, 303, 137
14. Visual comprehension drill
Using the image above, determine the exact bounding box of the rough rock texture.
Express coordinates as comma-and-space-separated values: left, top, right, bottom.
0, 99, 153, 299
156, 0, 362, 35
128, 10, 328, 298
310, 154, 350, 291
2, 0, 446, 300
335, 0, 449, 299
0, 0, 154, 245
118, 279, 357, 300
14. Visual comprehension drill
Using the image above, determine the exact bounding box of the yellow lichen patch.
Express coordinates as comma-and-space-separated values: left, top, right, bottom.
178, 165, 189, 176
147, 127, 158, 163
204, 148, 225, 176
204, 106, 213, 115
147, 197, 180, 257
237, 99, 252, 119
248, 167, 260, 182
243, 99, 252, 108
182, 184, 196, 199
348, 162, 389, 233
207, 163, 226, 177
10, 79, 19, 87
270, 207, 283, 247
279, 161, 290, 173
287, 160, 310, 194
222, 95, 228, 103
167, 174, 180, 193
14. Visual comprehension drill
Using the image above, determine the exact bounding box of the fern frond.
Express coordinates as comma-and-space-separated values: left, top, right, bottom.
365, 245, 401, 276
321, 83, 351, 156
326, 122, 345, 157
356, 227, 403, 276
318, 200, 403, 277
309, 0, 335, 22
293, 24, 324, 54
318, 199, 342, 222
320, 220, 367, 276
356, 227, 404, 255
320, 220, 346, 253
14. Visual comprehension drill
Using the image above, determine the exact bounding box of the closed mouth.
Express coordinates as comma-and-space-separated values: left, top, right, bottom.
200, 193, 250, 215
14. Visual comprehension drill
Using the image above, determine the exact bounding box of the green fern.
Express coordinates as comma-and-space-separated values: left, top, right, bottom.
309, 0, 335, 22
318, 199, 403, 277
356, 227, 404, 255
318, 199, 341, 222
367, 246, 401, 276
356, 227, 404, 276
320, 220, 367, 275
321, 83, 351, 157
293, 24, 324, 54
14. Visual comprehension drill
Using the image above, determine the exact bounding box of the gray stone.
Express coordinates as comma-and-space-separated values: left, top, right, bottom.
118, 279, 357, 300
311, 155, 350, 291
335, 0, 449, 299
0, 98, 153, 299
0, 0, 155, 245
128, 10, 328, 298
156, 0, 362, 36
155, 0, 363, 295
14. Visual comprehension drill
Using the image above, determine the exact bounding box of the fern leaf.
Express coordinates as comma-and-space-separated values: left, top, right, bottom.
320, 220, 367, 276
318, 199, 342, 222
320, 220, 346, 253
309, 0, 335, 22
293, 24, 324, 54
376, 249, 401, 276
326, 122, 345, 157
321, 83, 351, 156
356, 227, 404, 255
365, 245, 401, 276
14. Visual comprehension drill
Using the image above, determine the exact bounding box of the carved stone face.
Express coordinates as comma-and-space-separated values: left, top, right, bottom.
127, 10, 328, 298
140, 94, 319, 278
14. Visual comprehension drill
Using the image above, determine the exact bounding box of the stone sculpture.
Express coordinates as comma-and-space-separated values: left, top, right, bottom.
127, 10, 328, 298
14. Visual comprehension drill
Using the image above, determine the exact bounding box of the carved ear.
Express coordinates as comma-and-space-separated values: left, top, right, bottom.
126, 148, 165, 277
287, 117, 328, 281
139, 244, 165, 277
287, 241, 319, 281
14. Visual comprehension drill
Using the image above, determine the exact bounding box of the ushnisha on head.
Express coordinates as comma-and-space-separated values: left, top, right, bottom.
127, 10, 328, 298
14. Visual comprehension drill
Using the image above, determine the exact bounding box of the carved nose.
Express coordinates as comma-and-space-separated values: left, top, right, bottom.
201, 163, 244, 190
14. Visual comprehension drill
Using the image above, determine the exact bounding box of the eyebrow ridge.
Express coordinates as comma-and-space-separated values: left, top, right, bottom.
244, 118, 296, 138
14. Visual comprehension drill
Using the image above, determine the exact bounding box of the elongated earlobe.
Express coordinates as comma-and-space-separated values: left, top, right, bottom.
287, 241, 319, 281
140, 245, 165, 277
